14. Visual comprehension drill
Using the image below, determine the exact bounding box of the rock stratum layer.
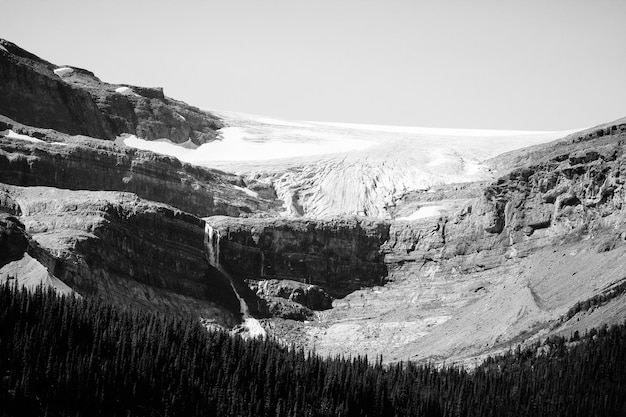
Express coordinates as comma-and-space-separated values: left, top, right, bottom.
205, 216, 389, 298
0, 184, 240, 326
0, 38, 222, 144
0, 116, 280, 217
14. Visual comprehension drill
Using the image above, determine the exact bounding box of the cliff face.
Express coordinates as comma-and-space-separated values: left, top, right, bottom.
482, 120, 626, 245
2, 38, 626, 363
205, 216, 390, 298
0, 117, 281, 218
0, 39, 222, 144
384, 118, 626, 271
296, 120, 626, 364
0, 185, 240, 326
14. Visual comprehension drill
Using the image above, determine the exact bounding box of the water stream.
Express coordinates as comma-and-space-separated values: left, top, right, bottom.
203, 221, 264, 338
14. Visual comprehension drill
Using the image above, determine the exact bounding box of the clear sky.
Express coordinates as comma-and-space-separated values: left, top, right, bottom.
3, 0, 625, 130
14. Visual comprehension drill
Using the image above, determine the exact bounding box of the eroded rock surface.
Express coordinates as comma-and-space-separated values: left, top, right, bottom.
205, 216, 390, 298
248, 279, 334, 320
0, 116, 281, 217
0, 38, 222, 143
268, 119, 626, 364
0, 213, 28, 267
1, 184, 240, 326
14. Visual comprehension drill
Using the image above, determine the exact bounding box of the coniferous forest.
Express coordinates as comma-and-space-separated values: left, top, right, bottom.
1, 283, 625, 417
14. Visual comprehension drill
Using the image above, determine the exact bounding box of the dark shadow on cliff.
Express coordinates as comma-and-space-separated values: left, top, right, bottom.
207, 264, 271, 319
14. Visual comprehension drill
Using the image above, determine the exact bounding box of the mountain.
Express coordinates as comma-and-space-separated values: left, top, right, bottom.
1, 38, 625, 365
0, 39, 222, 143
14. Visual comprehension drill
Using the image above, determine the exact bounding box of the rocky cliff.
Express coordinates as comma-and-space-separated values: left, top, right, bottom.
2, 38, 626, 364
0, 38, 282, 330
193, 119, 626, 351
205, 216, 390, 298
0, 116, 281, 217
0, 38, 222, 143
0, 184, 240, 326
381, 117, 626, 269
0, 213, 28, 267
290, 119, 626, 364
480, 118, 626, 246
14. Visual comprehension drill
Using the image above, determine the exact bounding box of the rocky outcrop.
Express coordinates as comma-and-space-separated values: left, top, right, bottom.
1, 184, 240, 325
205, 216, 390, 298
252, 279, 333, 310
0, 38, 223, 143
487, 117, 626, 174
382, 118, 626, 271
0, 117, 281, 217
381, 119, 626, 273
257, 296, 315, 321
0, 214, 28, 267
482, 121, 626, 246
287, 120, 626, 365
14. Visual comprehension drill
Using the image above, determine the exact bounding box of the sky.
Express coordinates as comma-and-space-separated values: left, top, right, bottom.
3, 0, 625, 130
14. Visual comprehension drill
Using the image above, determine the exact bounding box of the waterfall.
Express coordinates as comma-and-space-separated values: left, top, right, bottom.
202, 219, 265, 339
204, 223, 220, 269
203, 221, 251, 317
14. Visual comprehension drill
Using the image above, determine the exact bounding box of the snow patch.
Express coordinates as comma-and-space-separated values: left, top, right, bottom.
53, 67, 74, 77
0, 44, 8, 53
464, 159, 486, 176
124, 127, 371, 164
115, 86, 139, 96
207, 110, 312, 128
310, 121, 574, 137
233, 185, 259, 198
1, 130, 45, 143
1, 130, 69, 146
396, 206, 443, 221
251, 116, 310, 128
123, 135, 195, 159
176, 138, 198, 149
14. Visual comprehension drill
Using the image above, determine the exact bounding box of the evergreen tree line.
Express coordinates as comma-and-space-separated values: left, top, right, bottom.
0, 282, 625, 417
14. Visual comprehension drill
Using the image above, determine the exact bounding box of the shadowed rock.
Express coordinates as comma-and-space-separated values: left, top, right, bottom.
205, 216, 390, 298
0, 214, 28, 267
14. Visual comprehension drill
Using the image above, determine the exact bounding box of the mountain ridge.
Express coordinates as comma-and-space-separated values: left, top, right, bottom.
1, 39, 625, 364
0, 38, 223, 143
